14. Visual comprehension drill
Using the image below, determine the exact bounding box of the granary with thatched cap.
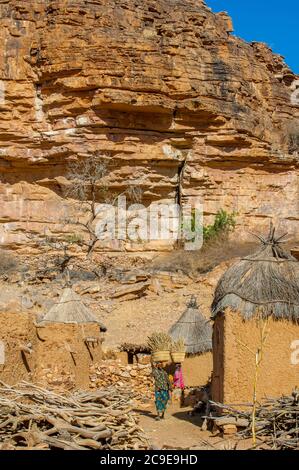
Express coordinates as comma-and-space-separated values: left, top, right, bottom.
33, 288, 106, 389
170, 296, 212, 355
169, 296, 213, 387
212, 225, 299, 321
211, 225, 299, 404
38, 287, 107, 331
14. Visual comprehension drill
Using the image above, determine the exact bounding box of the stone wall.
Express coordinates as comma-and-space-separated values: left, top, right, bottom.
90, 359, 154, 404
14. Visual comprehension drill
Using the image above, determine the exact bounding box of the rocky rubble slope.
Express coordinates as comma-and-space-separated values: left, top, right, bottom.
0, 0, 298, 251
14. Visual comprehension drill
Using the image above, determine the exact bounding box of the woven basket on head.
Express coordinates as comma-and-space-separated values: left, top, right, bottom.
171, 352, 186, 363
152, 350, 170, 362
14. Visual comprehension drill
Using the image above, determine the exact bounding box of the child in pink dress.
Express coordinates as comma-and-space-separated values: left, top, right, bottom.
173, 363, 185, 405
173, 363, 185, 389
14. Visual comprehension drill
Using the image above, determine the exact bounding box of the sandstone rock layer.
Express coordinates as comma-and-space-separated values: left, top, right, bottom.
0, 0, 298, 250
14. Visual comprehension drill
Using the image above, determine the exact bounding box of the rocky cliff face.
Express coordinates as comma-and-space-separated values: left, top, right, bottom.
0, 0, 298, 251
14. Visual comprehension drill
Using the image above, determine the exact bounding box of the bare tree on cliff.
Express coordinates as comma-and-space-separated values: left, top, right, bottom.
63, 154, 109, 259
26, 154, 143, 282
64, 153, 143, 258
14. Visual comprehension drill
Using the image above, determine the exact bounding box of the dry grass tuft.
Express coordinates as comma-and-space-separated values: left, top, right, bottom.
150, 237, 255, 278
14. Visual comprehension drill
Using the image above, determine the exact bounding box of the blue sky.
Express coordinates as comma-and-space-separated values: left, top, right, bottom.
205, 1, 298, 73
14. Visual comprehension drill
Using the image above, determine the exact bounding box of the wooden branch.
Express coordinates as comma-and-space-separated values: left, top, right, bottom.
0, 381, 148, 450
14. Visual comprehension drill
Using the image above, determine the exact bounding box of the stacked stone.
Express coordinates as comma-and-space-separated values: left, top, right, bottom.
90, 360, 154, 403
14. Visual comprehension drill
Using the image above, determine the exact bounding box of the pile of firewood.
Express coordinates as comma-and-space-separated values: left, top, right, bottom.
211, 390, 299, 450
0, 381, 149, 450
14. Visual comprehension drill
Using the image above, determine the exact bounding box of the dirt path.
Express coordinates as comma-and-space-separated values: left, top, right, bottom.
136, 403, 248, 450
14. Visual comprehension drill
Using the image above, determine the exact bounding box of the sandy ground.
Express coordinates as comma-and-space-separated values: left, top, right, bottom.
100, 274, 221, 350
136, 403, 251, 450
99, 260, 230, 350
102, 286, 202, 350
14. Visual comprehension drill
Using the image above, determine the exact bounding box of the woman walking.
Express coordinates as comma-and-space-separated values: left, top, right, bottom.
152, 362, 172, 420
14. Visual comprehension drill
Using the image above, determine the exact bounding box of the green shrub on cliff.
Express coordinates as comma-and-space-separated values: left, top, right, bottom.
203, 209, 237, 243
181, 208, 237, 246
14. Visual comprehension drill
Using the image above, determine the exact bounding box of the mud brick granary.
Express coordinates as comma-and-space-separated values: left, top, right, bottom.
211, 226, 299, 404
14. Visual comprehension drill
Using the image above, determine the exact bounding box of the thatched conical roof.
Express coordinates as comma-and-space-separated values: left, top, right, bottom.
38, 288, 107, 331
169, 296, 212, 355
212, 225, 299, 322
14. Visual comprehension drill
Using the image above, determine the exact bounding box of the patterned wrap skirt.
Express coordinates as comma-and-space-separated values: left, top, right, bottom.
155, 389, 169, 413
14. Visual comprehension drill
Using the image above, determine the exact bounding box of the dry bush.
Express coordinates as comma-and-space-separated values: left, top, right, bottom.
150, 237, 256, 277
283, 120, 299, 153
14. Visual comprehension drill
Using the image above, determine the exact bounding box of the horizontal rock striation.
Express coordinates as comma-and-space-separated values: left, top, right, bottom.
0, 0, 298, 251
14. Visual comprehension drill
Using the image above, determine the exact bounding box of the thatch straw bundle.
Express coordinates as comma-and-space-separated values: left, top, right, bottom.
169, 296, 212, 355
212, 226, 299, 322
147, 332, 172, 352
171, 338, 186, 353
38, 288, 107, 331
